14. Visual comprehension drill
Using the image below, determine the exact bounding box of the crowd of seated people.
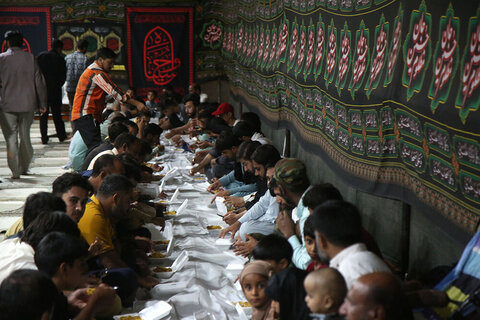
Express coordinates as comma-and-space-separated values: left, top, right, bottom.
0, 84, 452, 320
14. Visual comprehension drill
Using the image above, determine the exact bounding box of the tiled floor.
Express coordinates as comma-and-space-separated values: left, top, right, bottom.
0, 119, 72, 232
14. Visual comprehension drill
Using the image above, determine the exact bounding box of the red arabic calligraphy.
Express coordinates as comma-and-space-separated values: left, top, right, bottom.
406, 13, 429, 87
461, 23, 480, 106
297, 29, 306, 68
135, 15, 185, 24
433, 18, 456, 98
245, 30, 250, 55
246, 30, 252, 57
1, 38, 31, 53
237, 27, 243, 53
264, 32, 270, 63
144, 26, 181, 86
228, 31, 233, 52
352, 29, 368, 86
388, 19, 402, 78
338, 32, 350, 83
0, 16, 40, 25
279, 22, 288, 60
270, 31, 277, 64
204, 23, 222, 46
252, 31, 259, 58
224, 31, 230, 52
290, 26, 298, 63
305, 28, 315, 71
315, 25, 324, 70
369, 24, 387, 85
258, 32, 264, 62
326, 28, 336, 76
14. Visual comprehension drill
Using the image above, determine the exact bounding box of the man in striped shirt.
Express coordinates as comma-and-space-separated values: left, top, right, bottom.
71, 47, 146, 150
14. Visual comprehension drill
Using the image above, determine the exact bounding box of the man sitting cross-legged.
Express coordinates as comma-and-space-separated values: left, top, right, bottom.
53, 172, 93, 223
35, 232, 117, 320
78, 174, 159, 306
0, 269, 57, 320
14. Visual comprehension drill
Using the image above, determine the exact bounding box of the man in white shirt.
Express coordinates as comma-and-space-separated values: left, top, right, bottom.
219, 166, 279, 241
311, 200, 390, 288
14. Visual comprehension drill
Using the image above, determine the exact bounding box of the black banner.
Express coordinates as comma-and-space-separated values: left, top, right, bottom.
198, 0, 480, 233
0, 7, 51, 55
126, 7, 194, 97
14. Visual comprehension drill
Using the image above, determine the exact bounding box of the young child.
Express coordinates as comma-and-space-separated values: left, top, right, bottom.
303, 268, 347, 319
252, 234, 310, 320
145, 90, 159, 112
34, 232, 117, 320
304, 215, 327, 272
239, 260, 273, 320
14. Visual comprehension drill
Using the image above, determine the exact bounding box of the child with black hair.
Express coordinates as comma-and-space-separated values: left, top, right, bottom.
252, 234, 292, 273
35, 232, 117, 320
252, 234, 310, 320
304, 215, 328, 272
145, 89, 159, 113
0, 269, 58, 320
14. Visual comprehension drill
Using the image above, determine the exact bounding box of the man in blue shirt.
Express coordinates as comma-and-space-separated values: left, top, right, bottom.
272, 158, 312, 270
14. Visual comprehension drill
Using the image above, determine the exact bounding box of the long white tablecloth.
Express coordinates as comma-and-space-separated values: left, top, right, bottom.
123, 142, 251, 320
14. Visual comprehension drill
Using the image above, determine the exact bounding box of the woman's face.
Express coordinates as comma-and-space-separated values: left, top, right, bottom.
242, 273, 270, 308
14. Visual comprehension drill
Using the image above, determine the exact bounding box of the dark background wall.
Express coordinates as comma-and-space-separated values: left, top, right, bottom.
1, 0, 470, 279
201, 79, 467, 279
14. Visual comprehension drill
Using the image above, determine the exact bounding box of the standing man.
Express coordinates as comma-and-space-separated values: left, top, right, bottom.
0, 30, 47, 179
65, 39, 89, 110
37, 39, 67, 144
71, 47, 147, 151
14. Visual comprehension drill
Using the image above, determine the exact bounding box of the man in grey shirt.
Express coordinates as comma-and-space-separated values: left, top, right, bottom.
0, 30, 46, 179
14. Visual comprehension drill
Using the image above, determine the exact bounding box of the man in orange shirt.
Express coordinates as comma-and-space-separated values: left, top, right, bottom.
71, 47, 146, 150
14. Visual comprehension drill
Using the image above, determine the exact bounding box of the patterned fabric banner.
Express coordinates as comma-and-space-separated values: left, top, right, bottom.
126, 7, 194, 97
0, 7, 51, 55
55, 24, 124, 64
198, 0, 480, 233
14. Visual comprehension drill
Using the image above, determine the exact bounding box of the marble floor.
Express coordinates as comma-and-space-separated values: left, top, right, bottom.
0, 119, 72, 232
